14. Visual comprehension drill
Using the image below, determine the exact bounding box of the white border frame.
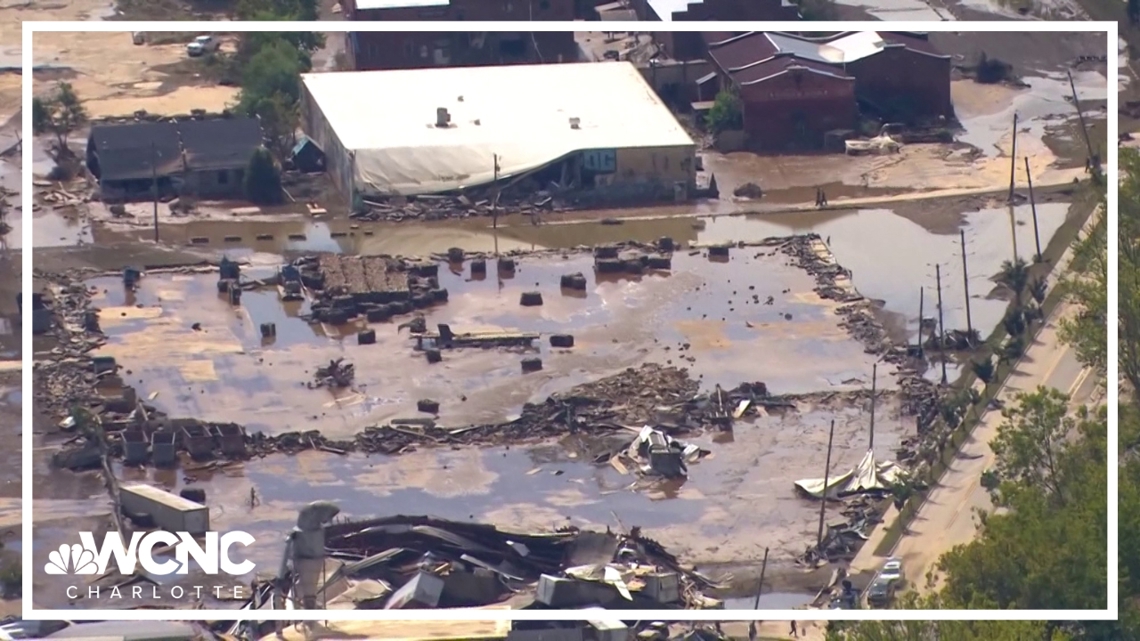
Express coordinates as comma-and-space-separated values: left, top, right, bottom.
21, 20, 1118, 622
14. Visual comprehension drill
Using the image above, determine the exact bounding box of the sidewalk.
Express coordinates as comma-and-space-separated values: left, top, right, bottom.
849, 205, 1102, 586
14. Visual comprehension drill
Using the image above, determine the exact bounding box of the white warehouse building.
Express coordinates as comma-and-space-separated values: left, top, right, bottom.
299, 61, 698, 203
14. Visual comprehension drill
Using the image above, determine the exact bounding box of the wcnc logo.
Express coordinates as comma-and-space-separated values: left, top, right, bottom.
45, 531, 255, 576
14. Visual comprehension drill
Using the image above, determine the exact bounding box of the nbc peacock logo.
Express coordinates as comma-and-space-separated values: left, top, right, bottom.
45, 543, 99, 575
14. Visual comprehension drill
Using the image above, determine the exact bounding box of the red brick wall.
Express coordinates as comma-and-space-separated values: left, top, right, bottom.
348, 31, 578, 70
738, 70, 856, 150
844, 47, 952, 120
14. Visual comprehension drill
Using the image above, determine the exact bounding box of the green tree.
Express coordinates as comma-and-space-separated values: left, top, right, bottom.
828, 616, 1069, 641
996, 257, 1031, 306
936, 401, 1106, 610
990, 387, 1076, 500
235, 40, 304, 157
31, 82, 87, 155
796, 0, 839, 20
706, 89, 743, 135
971, 357, 994, 385
244, 147, 283, 205
236, 0, 320, 21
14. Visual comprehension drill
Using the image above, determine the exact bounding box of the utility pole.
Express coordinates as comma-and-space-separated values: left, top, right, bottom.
917, 287, 925, 359
152, 141, 159, 242
492, 153, 501, 257
1067, 69, 1096, 169
936, 264, 947, 386
747, 546, 769, 641
751, 547, 769, 610
959, 229, 973, 345
1008, 112, 1018, 202
1025, 156, 1042, 262
816, 419, 836, 548
869, 363, 877, 450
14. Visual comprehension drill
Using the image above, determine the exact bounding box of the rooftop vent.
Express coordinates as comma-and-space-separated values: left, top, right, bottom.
569, 117, 581, 130
436, 108, 451, 128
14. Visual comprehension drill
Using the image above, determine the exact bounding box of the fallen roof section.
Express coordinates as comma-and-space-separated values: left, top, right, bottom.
794, 449, 906, 499
300, 62, 694, 196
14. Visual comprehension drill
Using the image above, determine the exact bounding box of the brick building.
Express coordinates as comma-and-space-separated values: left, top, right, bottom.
343, 0, 580, 70
706, 31, 952, 150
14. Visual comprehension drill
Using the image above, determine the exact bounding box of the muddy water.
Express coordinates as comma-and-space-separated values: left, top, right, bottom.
956, 72, 1107, 160
831, 0, 947, 21
101, 397, 908, 575
88, 249, 878, 440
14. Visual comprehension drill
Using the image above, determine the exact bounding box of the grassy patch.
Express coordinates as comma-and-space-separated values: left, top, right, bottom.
872, 180, 1102, 558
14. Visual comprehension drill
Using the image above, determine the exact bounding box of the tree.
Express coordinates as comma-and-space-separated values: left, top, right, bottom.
995, 257, 1030, 306
235, 40, 304, 158
244, 148, 283, 205
828, 616, 1069, 641
236, 30, 325, 72
1058, 153, 1111, 386
796, 0, 838, 20
933, 391, 1106, 610
706, 89, 743, 135
971, 357, 994, 385
31, 82, 87, 156
990, 387, 1076, 501
236, 0, 319, 21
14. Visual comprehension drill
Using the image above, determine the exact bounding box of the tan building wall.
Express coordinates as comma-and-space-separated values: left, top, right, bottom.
613, 144, 696, 187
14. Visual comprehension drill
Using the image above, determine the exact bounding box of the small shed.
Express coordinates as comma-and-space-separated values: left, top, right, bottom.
291, 135, 326, 173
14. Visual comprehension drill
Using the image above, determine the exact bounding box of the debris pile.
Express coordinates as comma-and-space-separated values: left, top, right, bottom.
311, 358, 355, 389
298, 515, 724, 610
612, 426, 708, 479
349, 184, 563, 223
295, 254, 445, 325
795, 495, 885, 566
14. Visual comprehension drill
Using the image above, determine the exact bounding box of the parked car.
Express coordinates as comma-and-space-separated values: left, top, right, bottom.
186, 35, 218, 57
880, 558, 904, 585
866, 576, 897, 608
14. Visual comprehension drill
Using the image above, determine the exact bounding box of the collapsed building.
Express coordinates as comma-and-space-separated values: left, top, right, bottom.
298, 62, 699, 206
265, 508, 724, 612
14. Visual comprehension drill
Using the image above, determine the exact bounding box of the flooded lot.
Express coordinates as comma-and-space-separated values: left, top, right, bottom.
88, 249, 876, 438
24, 28, 1105, 611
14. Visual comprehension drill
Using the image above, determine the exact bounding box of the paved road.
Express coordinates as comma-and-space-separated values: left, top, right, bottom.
891, 303, 1097, 592
849, 211, 1103, 592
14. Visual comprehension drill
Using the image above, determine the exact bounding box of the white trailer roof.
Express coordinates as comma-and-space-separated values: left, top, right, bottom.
301, 62, 695, 196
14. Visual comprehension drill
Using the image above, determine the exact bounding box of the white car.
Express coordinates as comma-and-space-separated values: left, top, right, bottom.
880, 558, 904, 583
186, 35, 219, 57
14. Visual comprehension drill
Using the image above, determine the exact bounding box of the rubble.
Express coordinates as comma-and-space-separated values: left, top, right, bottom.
795, 494, 886, 566
287, 515, 726, 610
311, 358, 355, 389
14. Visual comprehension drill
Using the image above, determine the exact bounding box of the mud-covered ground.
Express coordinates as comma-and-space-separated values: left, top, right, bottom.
27, 185, 1090, 609
22, 28, 1107, 611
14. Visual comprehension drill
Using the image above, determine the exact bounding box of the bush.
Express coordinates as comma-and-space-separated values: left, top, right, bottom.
972, 358, 995, 385
244, 148, 283, 205
706, 89, 743, 135
797, 0, 839, 20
